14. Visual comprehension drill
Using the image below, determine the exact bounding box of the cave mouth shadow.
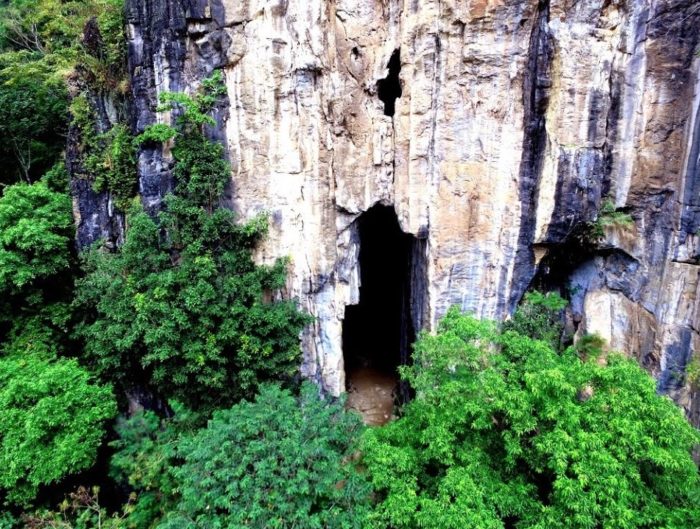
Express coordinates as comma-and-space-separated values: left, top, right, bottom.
342, 204, 423, 423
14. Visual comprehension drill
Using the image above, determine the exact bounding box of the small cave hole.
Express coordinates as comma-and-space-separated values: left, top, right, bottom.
351, 46, 361, 59
343, 204, 423, 425
377, 49, 402, 117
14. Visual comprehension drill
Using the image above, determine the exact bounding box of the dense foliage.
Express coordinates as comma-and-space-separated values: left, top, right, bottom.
0, 356, 116, 505
504, 290, 568, 350
0, 0, 127, 185
160, 383, 370, 529
0, 178, 75, 358
107, 406, 189, 528
362, 307, 700, 529
0, 54, 67, 183
0, 180, 72, 292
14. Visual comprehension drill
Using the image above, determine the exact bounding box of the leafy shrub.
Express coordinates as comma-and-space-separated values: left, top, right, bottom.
159, 383, 371, 529
588, 199, 634, 240
573, 332, 607, 361
108, 404, 198, 528
504, 290, 567, 350
0, 356, 116, 505
363, 307, 700, 529
0, 180, 73, 292
135, 123, 175, 145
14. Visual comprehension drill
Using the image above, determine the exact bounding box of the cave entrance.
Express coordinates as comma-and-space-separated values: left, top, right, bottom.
343, 204, 425, 425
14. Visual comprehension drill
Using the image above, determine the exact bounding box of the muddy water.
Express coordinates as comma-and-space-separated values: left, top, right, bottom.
345, 367, 398, 426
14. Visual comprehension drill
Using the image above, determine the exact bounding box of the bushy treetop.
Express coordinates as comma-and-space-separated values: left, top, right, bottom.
75, 73, 310, 410
0, 180, 73, 293
160, 383, 371, 529
0, 356, 116, 506
363, 307, 700, 529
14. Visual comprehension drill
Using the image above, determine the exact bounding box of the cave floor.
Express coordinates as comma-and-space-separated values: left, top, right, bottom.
345, 366, 398, 426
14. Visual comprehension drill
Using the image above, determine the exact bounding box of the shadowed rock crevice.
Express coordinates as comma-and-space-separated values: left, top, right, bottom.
377, 49, 402, 117
679, 90, 700, 245
343, 204, 421, 424
508, 0, 552, 313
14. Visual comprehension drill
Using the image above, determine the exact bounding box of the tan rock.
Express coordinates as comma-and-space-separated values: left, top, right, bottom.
122, 0, 700, 419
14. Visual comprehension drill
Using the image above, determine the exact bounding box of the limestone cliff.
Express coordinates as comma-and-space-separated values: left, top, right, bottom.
74, 0, 700, 421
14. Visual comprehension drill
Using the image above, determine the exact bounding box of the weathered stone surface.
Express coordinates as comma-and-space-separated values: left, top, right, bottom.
76, 0, 700, 420
67, 40, 130, 249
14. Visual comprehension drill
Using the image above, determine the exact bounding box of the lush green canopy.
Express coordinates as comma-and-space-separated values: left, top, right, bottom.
362, 308, 700, 529
0, 179, 75, 358
0, 356, 116, 505
160, 383, 371, 529
0, 180, 72, 292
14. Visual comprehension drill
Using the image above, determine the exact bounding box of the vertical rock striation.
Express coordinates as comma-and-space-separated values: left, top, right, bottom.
68, 19, 132, 249
74, 0, 700, 419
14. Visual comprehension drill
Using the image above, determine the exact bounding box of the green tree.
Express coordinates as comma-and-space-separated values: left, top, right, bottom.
108, 403, 199, 529
159, 383, 370, 529
0, 53, 68, 183
362, 307, 700, 529
75, 73, 310, 410
0, 356, 116, 505
0, 180, 73, 292
0, 179, 75, 355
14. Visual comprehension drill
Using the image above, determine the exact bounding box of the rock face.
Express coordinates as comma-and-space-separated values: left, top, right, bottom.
79, 0, 700, 420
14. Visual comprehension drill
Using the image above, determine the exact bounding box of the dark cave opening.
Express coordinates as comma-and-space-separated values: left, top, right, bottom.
377, 49, 402, 117
343, 204, 421, 424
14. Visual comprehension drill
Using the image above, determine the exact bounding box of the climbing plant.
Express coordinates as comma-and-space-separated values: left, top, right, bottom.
75, 72, 310, 411
71, 93, 137, 208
